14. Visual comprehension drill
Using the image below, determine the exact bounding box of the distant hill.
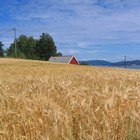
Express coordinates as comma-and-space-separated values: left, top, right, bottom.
82, 60, 112, 66
112, 60, 140, 66
79, 60, 140, 66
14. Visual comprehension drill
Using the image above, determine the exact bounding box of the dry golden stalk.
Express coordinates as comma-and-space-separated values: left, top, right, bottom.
0, 58, 140, 140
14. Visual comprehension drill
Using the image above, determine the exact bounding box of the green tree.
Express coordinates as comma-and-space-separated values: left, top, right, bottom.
36, 33, 57, 60
27, 37, 37, 59
7, 42, 25, 58
7, 33, 61, 60
0, 42, 4, 57
7, 35, 37, 59
17, 35, 37, 59
7, 43, 15, 57
55, 52, 62, 56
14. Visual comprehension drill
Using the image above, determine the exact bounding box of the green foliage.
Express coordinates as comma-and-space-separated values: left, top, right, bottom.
17, 35, 37, 59
36, 33, 57, 60
6, 33, 60, 60
55, 52, 62, 56
0, 42, 4, 57
7, 35, 37, 59
6, 43, 15, 57
80, 61, 88, 65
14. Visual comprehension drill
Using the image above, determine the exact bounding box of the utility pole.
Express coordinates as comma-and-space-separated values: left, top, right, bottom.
13, 27, 17, 57
124, 56, 126, 68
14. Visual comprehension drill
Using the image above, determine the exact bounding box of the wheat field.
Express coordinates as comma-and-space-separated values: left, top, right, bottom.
0, 58, 140, 140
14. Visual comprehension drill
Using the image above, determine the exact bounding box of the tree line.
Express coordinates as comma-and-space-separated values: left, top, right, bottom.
0, 33, 62, 60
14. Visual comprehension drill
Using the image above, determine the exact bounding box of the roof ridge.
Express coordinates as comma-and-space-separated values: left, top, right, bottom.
50, 55, 73, 57
49, 55, 78, 64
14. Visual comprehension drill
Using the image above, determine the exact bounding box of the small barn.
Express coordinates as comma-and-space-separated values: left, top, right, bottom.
49, 55, 79, 65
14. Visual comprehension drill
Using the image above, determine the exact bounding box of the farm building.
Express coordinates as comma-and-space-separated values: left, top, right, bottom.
49, 55, 79, 65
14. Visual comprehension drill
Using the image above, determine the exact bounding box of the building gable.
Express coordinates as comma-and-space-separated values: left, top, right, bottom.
49, 55, 79, 65
69, 56, 79, 64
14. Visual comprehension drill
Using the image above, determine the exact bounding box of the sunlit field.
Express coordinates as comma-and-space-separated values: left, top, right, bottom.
0, 58, 140, 140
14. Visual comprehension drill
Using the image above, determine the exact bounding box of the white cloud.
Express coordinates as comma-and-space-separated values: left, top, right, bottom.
1, 0, 140, 60
69, 49, 80, 54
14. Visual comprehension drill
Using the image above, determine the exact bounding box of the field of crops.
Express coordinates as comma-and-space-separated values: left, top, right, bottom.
0, 58, 140, 140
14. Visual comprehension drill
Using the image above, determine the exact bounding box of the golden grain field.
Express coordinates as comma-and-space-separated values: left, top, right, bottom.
0, 58, 140, 140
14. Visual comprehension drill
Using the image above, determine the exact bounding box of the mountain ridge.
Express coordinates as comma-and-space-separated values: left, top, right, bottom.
79, 60, 140, 66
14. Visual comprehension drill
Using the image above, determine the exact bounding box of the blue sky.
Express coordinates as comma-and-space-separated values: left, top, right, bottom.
0, 0, 140, 61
